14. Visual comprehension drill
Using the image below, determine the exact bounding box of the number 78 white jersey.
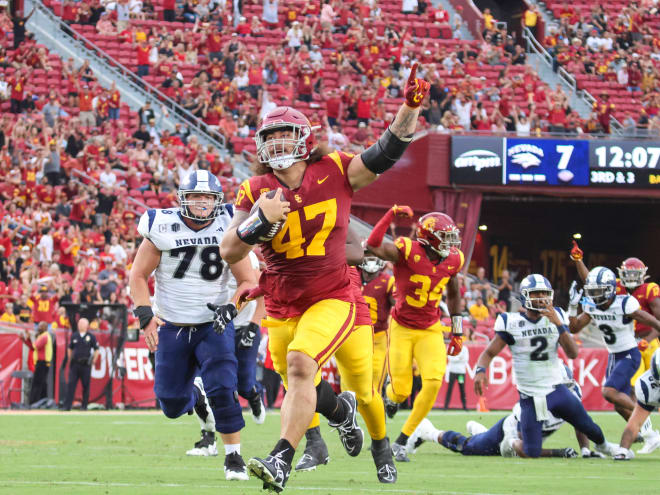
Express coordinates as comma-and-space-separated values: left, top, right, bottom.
137, 206, 234, 325
494, 309, 567, 397
584, 295, 639, 354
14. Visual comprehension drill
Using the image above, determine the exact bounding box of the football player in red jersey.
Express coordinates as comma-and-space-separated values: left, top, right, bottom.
570, 244, 660, 453
220, 66, 429, 491
295, 227, 396, 483
359, 256, 395, 393
366, 207, 465, 462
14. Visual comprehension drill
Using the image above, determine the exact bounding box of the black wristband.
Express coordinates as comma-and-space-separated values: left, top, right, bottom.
134, 305, 154, 329
361, 127, 413, 174
237, 207, 280, 245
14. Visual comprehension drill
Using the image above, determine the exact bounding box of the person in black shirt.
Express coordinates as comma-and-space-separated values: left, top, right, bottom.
132, 124, 151, 145
63, 318, 99, 410
79, 279, 102, 320
12, 8, 35, 50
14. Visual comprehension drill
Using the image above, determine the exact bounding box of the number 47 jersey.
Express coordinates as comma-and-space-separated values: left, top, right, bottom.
584, 294, 640, 354
137, 206, 234, 325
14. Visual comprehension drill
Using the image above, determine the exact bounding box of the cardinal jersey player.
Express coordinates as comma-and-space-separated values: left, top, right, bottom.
361, 262, 394, 392
365, 209, 465, 462
234, 150, 356, 369
616, 258, 660, 385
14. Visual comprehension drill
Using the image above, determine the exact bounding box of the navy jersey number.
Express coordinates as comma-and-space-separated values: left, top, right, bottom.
530, 336, 549, 361
170, 246, 223, 281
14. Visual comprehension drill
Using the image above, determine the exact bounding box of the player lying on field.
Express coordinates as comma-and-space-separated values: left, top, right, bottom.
406, 366, 605, 459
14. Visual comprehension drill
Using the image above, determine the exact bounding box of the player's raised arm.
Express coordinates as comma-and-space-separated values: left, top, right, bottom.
128, 238, 164, 351
364, 205, 414, 262
347, 63, 430, 191
569, 240, 589, 283
539, 303, 578, 359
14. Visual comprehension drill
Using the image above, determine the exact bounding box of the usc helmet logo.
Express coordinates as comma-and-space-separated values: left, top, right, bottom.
422, 217, 436, 231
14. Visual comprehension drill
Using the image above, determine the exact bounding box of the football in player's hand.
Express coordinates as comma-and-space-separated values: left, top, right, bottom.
251, 189, 288, 242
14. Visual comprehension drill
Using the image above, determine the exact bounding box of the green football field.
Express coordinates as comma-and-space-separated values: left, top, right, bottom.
1, 409, 659, 495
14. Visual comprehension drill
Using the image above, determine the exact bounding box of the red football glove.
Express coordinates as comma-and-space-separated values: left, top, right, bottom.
236, 286, 264, 310
569, 240, 583, 261
447, 334, 463, 356
391, 205, 413, 218
404, 63, 430, 108
638, 339, 649, 352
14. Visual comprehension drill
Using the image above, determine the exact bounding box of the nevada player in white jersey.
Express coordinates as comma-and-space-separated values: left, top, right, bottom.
614, 349, 660, 459
569, 266, 660, 449
474, 274, 617, 458
129, 170, 258, 480
406, 365, 603, 458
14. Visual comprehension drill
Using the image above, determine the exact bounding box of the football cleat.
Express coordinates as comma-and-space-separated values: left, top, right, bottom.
295, 427, 330, 471
186, 430, 218, 456
613, 446, 635, 461
594, 441, 618, 457
192, 377, 216, 432
224, 452, 249, 481
248, 393, 267, 425
391, 442, 410, 462
328, 391, 364, 457
563, 448, 578, 458
248, 452, 292, 493
637, 430, 660, 454
466, 420, 488, 436
371, 437, 397, 484
384, 396, 399, 419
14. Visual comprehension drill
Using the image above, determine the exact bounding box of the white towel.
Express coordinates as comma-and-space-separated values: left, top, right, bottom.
533, 395, 550, 421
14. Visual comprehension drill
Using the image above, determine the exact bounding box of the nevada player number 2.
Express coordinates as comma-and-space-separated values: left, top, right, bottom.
271, 199, 337, 259
169, 246, 223, 280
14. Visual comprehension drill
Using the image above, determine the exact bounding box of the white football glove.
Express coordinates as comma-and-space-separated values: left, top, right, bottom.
568, 280, 583, 307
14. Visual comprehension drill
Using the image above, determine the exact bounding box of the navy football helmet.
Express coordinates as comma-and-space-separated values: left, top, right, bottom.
177, 170, 224, 223
519, 274, 553, 311
583, 266, 617, 308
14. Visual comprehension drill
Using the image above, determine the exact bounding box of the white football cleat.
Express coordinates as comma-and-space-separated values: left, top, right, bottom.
638, 430, 660, 454
466, 420, 488, 436
594, 441, 618, 457
224, 452, 250, 480
416, 418, 442, 443
186, 431, 218, 456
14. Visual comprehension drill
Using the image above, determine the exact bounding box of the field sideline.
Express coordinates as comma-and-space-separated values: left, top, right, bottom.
1, 409, 658, 495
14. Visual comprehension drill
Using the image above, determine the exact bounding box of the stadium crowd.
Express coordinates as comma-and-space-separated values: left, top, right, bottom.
539, 0, 660, 133
29, 0, 647, 144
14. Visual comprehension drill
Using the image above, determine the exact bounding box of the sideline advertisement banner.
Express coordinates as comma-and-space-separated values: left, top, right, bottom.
439, 344, 612, 411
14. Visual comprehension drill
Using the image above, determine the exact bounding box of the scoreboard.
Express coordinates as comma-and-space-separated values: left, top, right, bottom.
450, 136, 660, 188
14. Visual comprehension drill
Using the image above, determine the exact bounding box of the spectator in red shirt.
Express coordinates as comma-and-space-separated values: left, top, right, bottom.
296, 64, 316, 102
325, 88, 343, 127
136, 39, 151, 77
356, 89, 374, 125
58, 225, 76, 274
29, 286, 57, 325
9, 68, 29, 114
